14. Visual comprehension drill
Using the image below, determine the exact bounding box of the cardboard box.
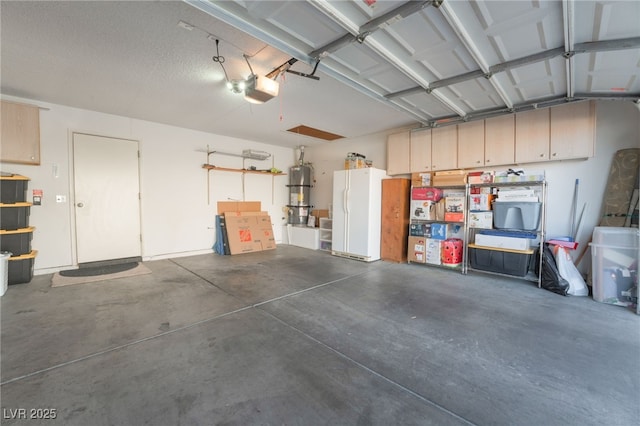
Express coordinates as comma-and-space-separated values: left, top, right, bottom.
224, 211, 268, 217
224, 214, 261, 254
256, 230, 277, 247
445, 196, 464, 213
425, 239, 442, 265
410, 200, 436, 220
345, 157, 366, 169
475, 233, 531, 251
430, 223, 464, 240
468, 211, 493, 229
255, 215, 276, 250
467, 171, 494, 184
409, 223, 432, 237
411, 172, 431, 187
310, 209, 329, 227
217, 201, 261, 214
469, 194, 493, 211
411, 187, 442, 201
444, 212, 464, 222
494, 170, 545, 183
435, 199, 446, 221
470, 186, 492, 195
224, 212, 275, 254
432, 170, 466, 186
408, 236, 426, 263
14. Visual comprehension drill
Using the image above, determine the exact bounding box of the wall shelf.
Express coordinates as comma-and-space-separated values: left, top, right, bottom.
202, 146, 285, 205
202, 164, 286, 176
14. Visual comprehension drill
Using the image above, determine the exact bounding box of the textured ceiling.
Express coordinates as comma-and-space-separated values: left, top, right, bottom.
2, 1, 639, 149
0, 1, 413, 148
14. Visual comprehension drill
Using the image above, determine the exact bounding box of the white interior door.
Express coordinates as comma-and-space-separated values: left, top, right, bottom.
73, 133, 141, 264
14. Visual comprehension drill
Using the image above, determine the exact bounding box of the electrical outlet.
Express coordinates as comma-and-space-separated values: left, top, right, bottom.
56, 195, 66, 203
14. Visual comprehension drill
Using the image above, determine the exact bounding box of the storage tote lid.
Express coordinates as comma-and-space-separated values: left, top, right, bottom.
0, 226, 35, 235
0, 173, 30, 181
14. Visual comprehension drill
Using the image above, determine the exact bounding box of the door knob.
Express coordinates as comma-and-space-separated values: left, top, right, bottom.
77, 202, 84, 208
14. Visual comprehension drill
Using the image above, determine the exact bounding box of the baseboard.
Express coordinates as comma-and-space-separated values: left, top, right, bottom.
142, 249, 214, 262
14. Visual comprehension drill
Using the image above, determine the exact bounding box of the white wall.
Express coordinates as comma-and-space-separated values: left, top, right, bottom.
2, 97, 636, 275
306, 101, 640, 272
1, 95, 294, 274
305, 125, 414, 211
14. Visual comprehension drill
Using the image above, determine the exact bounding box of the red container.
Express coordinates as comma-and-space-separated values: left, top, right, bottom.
411, 187, 443, 201
442, 238, 463, 266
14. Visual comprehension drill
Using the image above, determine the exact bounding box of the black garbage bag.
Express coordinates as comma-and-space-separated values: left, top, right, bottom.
541, 244, 570, 296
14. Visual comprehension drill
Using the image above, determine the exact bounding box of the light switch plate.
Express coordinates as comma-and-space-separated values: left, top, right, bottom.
56, 195, 66, 203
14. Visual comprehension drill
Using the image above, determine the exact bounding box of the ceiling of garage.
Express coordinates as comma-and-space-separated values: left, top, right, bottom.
2, 1, 639, 149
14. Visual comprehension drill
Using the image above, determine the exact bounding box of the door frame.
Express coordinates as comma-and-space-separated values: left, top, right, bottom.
68, 130, 143, 266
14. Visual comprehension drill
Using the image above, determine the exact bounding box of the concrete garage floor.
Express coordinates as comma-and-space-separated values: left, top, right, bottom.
1, 245, 638, 425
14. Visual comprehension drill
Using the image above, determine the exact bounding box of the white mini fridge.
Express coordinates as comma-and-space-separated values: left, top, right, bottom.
331, 167, 387, 262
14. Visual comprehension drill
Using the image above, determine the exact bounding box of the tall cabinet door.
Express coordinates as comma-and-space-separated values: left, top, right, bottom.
485, 115, 515, 166
431, 126, 458, 171
387, 131, 411, 175
1, 101, 41, 165
410, 129, 432, 172
380, 178, 410, 263
550, 101, 595, 160
457, 120, 485, 169
515, 109, 550, 163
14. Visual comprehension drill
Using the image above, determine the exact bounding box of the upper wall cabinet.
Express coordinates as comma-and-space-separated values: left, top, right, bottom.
550, 101, 595, 160
387, 131, 411, 175
457, 120, 485, 169
515, 108, 550, 163
1, 101, 41, 165
410, 129, 432, 172
431, 126, 457, 171
385, 101, 595, 175
484, 115, 515, 167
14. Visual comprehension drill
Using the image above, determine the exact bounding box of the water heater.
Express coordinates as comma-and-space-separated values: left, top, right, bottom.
287, 165, 312, 225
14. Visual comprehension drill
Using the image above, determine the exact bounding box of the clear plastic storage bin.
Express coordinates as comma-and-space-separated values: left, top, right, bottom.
590, 227, 639, 307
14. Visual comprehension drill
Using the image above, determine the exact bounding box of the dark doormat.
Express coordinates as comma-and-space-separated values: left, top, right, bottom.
59, 262, 139, 277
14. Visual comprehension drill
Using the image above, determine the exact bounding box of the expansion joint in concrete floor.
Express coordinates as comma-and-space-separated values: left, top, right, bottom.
0, 305, 253, 386
1, 267, 372, 389
257, 307, 478, 426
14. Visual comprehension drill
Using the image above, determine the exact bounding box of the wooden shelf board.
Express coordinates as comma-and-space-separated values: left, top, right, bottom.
202, 164, 286, 175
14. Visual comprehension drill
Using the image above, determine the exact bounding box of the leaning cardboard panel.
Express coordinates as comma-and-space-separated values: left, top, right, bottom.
223, 213, 262, 255
217, 201, 261, 215
255, 215, 276, 250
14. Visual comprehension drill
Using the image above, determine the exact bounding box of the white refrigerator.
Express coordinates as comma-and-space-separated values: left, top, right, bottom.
331, 167, 387, 262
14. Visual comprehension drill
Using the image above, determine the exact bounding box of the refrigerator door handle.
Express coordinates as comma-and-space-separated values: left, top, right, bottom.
344, 187, 350, 215
344, 172, 350, 251
346, 187, 351, 250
